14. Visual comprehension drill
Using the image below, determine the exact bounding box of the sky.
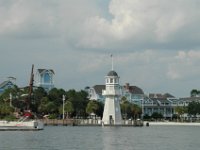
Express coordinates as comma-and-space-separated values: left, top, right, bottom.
1, 0, 200, 98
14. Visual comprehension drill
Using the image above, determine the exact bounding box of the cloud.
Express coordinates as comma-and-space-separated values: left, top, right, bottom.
78, 0, 200, 50
0, 0, 101, 39
1, 0, 200, 97
1, 0, 200, 51
167, 50, 200, 80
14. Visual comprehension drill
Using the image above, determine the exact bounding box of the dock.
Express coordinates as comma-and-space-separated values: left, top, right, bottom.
0, 127, 43, 131
41, 119, 143, 127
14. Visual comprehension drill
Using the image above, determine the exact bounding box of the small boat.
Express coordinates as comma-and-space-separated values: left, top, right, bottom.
0, 116, 44, 131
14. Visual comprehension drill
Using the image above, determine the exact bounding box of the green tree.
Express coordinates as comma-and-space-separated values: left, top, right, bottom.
175, 106, 187, 122
33, 87, 47, 102
0, 85, 20, 102
31, 87, 47, 112
95, 101, 104, 118
120, 100, 131, 119
190, 89, 200, 97
46, 101, 57, 113
66, 89, 89, 118
38, 97, 50, 114
86, 100, 99, 115
0, 103, 14, 119
151, 112, 163, 120
131, 104, 142, 120
59, 101, 74, 118
188, 101, 200, 116
48, 88, 66, 106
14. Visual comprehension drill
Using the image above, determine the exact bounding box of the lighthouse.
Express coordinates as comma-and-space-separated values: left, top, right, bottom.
102, 64, 122, 125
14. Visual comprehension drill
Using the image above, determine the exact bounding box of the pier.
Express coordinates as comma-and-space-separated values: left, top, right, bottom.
41, 119, 143, 127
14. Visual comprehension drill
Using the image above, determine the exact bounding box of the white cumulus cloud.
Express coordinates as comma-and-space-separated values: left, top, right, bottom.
78, 0, 200, 50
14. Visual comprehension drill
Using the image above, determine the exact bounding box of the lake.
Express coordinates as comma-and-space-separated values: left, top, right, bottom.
0, 125, 200, 150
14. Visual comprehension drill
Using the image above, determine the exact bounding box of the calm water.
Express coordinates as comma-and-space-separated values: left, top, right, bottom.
0, 126, 200, 150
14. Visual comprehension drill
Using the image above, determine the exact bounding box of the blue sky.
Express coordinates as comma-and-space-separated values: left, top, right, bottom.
1, 0, 200, 97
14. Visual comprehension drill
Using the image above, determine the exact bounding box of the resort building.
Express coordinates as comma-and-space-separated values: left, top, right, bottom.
143, 93, 177, 119
35, 69, 55, 92
86, 83, 144, 103
0, 77, 16, 94
86, 84, 194, 119
121, 83, 144, 106
86, 85, 105, 102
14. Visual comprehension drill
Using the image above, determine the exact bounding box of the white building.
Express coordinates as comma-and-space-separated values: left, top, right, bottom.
102, 70, 122, 125
35, 69, 55, 92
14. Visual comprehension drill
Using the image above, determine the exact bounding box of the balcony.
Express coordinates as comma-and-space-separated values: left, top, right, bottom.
102, 90, 121, 96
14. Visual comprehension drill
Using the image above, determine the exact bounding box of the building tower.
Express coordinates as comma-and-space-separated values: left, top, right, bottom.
102, 56, 122, 125
35, 69, 55, 92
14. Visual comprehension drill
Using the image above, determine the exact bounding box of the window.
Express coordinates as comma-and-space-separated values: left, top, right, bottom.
44, 73, 50, 83
106, 78, 109, 83
110, 78, 113, 83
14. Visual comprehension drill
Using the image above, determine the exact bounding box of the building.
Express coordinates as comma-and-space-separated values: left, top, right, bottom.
102, 70, 122, 125
143, 93, 200, 120
0, 77, 16, 94
86, 85, 105, 101
87, 85, 191, 119
143, 93, 176, 118
122, 83, 144, 105
86, 83, 144, 103
35, 69, 55, 92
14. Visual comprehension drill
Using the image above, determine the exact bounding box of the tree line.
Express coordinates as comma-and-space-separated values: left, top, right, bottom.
0, 86, 142, 120
1, 87, 200, 121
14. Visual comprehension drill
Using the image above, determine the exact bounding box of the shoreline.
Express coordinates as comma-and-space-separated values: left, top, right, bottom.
144, 121, 200, 126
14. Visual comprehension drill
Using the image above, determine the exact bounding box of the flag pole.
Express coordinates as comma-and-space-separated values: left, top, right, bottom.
111, 54, 113, 70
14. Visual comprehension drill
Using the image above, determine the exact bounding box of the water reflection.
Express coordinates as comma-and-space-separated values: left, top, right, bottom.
102, 127, 133, 150
1, 126, 200, 150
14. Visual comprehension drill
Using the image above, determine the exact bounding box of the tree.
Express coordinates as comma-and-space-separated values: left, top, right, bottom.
59, 101, 74, 118
0, 103, 14, 119
0, 85, 20, 103
46, 101, 57, 113
143, 114, 151, 120
120, 100, 131, 119
188, 101, 200, 116
31, 87, 47, 112
38, 97, 50, 114
33, 87, 47, 102
120, 99, 142, 120
95, 101, 104, 118
86, 100, 99, 115
190, 89, 200, 97
131, 104, 142, 120
175, 106, 187, 122
66, 90, 89, 118
48, 88, 66, 105
151, 112, 163, 120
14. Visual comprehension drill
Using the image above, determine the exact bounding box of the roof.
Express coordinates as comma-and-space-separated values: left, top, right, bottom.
149, 93, 175, 99
124, 85, 144, 94
107, 70, 118, 76
163, 93, 175, 98
93, 85, 105, 94
37, 69, 55, 74
149, 93, 163, 98
0, 80, 14, 89
179, 97, 200, 102
151, 98, 170, 103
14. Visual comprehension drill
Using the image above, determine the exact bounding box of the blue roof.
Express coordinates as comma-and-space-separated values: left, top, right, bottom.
0, 80, 14, 89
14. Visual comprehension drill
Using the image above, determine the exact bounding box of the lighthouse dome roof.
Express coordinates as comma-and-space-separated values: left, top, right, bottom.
107, 70, 118, 76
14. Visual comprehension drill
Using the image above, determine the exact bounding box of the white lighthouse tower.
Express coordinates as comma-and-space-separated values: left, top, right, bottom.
102, 56, 122, 125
